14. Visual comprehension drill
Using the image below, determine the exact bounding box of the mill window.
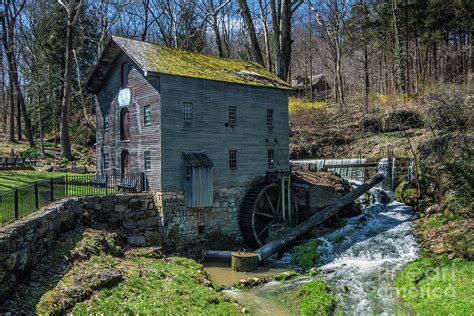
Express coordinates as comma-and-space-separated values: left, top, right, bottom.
267, 109, 274, 128
144, 105, 151, 125
183, 103, 193, 123
267, 149, 275, 168
103, 153, 110, 170
120, 108, 130, 141
144, 151, 151, 171
229, 150, 237, 169
229, 106, 236, 126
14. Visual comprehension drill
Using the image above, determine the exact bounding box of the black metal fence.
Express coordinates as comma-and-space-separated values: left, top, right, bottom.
0, 173, 148, 226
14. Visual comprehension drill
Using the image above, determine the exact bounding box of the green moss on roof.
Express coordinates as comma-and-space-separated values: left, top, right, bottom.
113, 36, 291, 90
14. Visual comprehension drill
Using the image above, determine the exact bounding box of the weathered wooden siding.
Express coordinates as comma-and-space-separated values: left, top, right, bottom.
95, 52, 162, 191
160, 74, 289, 192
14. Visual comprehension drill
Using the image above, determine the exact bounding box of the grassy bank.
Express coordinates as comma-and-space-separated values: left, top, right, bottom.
3, 227, 241, 315
394, 214, 474, 315
394, 254, 473, 315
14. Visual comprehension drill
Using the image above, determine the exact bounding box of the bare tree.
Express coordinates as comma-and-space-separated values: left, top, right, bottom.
57, 0, 83, 160
238, 0, 303, 81
93, 0, 130, 56
312, 0, 350, 108
237, 0, 265, 66
1, 0, 35, 146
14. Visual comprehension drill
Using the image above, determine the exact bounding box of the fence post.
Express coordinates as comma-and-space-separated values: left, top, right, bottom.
14, 188, 19, 219
105, 174, 108, 195
50, 178, 54, 201
140, 172, 145, 192
65, 174, 68, 197
34, 182, 39, 209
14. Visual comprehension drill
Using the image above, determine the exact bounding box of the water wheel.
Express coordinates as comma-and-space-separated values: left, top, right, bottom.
240, 183, 298, 247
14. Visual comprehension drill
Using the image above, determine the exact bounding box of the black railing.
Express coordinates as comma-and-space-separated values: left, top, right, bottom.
0, 173, 148, 226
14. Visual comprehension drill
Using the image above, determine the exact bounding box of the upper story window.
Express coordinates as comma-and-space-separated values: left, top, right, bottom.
121, 62, 129, 88
144, 105, 151, 126
104, 113, 109, 130
103, 153, 110, 170
144, 151, 151, 171
229, 150, 237, 169
267, 109, 274, 128
120, 108, 130, 141
183, 102, 193, 123
267, 149, 275, 168
229, 106, 236, 126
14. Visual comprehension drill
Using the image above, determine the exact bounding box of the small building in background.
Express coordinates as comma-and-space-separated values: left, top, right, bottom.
290, 74, 331, 101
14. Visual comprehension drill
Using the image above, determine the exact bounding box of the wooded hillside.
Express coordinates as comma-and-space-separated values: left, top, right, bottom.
0, 0, 472, 160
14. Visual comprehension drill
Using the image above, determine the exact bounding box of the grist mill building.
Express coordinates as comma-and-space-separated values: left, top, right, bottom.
86, 36, 293, 247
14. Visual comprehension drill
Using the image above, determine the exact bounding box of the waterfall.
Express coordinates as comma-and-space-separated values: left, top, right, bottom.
291, 158, 367, 182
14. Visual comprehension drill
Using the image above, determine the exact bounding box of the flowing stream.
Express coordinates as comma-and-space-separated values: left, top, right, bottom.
211, 190, 419, 315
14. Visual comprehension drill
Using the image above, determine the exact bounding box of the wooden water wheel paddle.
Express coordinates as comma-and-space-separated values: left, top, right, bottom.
240, 183, 298, 247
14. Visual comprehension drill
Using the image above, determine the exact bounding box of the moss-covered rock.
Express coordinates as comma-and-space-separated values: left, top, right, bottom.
36, 255, 122, 315
293, 239, 321, 270
394, 180, 419, 206
273, 270, 299, 281
69, 228, 124, 261
125, 246, 165, 259
295, 280, 336, 316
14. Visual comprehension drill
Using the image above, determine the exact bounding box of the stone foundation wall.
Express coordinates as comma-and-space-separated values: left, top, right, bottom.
152, 186, 250, 250
0, 187, 250, 301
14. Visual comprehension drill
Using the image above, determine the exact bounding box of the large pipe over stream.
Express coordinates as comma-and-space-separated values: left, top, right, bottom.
206, 172, 385, 264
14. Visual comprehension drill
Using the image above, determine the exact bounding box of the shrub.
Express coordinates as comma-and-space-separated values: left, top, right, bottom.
21, 146, 39, 158
360, 116, 383, 133
384, 110, 424, 132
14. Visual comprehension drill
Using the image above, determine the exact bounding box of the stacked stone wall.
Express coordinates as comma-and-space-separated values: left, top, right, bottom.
0, 187, 250, 301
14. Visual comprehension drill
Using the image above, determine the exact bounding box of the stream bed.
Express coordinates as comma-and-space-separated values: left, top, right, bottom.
206, 195, 419, 315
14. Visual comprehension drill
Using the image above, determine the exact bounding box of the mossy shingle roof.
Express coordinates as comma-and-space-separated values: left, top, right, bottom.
86, 36, 291, 93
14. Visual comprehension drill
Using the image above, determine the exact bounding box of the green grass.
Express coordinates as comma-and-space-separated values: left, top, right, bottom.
295, 280, 336, 316
394, 255, 474, 315
71, 257, 241, 315
0, 171, 70, 193
0, 171, 121, 225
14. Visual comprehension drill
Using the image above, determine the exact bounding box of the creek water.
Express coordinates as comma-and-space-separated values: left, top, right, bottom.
206, 190, 419, 315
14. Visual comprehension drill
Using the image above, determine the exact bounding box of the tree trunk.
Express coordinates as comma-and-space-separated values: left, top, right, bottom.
279, 0, 292, 81
270, 0, 281, 77
8, 79, 14, 142
392, 0, 406, 93
209, 0, 224, 58
231, 252, 259, 272
2, 2, 34, 147
59, 1, 77, 161
237, 0, 265, 66
364, 44, 369, 112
